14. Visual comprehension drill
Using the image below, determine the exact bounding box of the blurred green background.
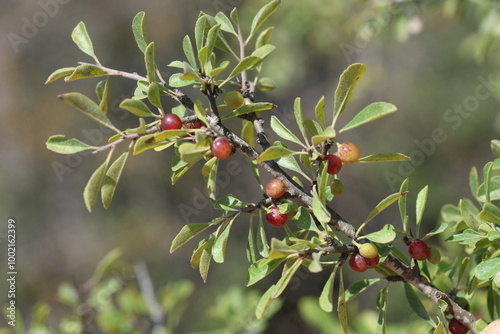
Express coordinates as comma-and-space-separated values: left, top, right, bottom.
1, 0, 499, 332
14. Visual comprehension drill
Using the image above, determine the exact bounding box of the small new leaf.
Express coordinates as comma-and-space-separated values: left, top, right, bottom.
45, 67, 76, 84
132, 11, 149, 53
71, 22, 99, 63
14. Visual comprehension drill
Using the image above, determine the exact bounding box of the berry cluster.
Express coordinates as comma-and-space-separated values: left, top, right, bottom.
348, 243, 380, 272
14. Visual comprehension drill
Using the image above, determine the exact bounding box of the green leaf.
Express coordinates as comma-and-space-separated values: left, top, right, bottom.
460, 199, 481, 230
247, 218, 256, 263
170, 223, 211, 253
293, 98, 308, 144
246, 258, 285, 286
257, 77, 277, 92
304, 119, 324, 136
46, 135, 96, 154
399, 178, 409, 232
337, 268, 348, 334
183, 35, 197, 68
209, 60, 230, 78
248, 0, 280, 43
222, 102, 276, 120
119, 98, 156, 117
145, 42, 156, 83
194, 15, 207, 52
147, 82, 163, 111
212, 217, 235, 263
376, 286, 388, 334
311, 126, 336, 146
492, 139, 500, 157
257, 145, 297, 162
270, 116, 304, 146
64, 65, 109, 81
447, 229, 483, 245
178, 142, 209, 164
199, 246, 212, 282
194, 100, 209, 128
484, 161, 494, 203
215, 12, 236, 35
276, 150, 310, 180
364, 225, 396, 244
422, 222, 448, 240
294, 207, 320, 232
478, 176, 500, 202
199, 24, 221, 68
71, 22, 98, 63
358, 192, 406, 234
58, 92, 120, 133
470, 166, 479, 198
86, 248, 123, 287
319, 266, 338, 312
230, 7, 239, 26
358, 153, 410, 163
221, 56, 261, 86
101, 150, 129, 209
340, 102, 397, 133
83, 152, 111, 212
256, 284, 277, 320
202, 157, 218, 200
96, 79, 109, 113
479, 202, 500, 225
404, 283, 430, 320
332, 63, 366, 127
45, 67, 76, 84
272, 258, 302, 298
250, 44, 276, 63
416, 186, 428, 237
312, 189, 331, 225
169, 73, 197, 88
315, 96, 326, 128
132, 11, 148, 53
269, 238, 295, 259
345, 278, 381, 302
257, 215, 270, 257
475, 258, 500, 280
242, 120, 255, 147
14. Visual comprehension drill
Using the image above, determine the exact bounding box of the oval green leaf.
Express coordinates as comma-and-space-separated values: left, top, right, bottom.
257, 145, 297, 162
65, 64, 109, 82
119, 98, 156, 117
475, 258, 500, 280
71, 22, 98, 63
170, 223, 211, 253
358, 153, 410, 163
101, 150, 129, 209
83, 156, 110, 212
339, 102, 397, 133
270, 116, 303, 146
332, 63, 366, 127
132, 11, 148, 53
222, 102, 276, 120
46, 135, 96, 154
45, 67, 76, 84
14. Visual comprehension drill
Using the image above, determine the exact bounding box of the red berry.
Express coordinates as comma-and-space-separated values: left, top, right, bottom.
349, 254, 368, 272
161, 113, 183, 130
210, 137, 233, 159
265, 207, 287, 227
337, 142, 360, 164
265, 179, 286, 199
324, 154, 343, 174
408, 240, 430, 261
364, 254, 380, 268
448, 318, 468, 334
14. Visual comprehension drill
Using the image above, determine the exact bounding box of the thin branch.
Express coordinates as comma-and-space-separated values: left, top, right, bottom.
134, 260, 166, 331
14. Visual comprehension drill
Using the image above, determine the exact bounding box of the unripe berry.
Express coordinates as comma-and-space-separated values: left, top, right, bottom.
330, 179, 345, 197
427, 247, 441, 264
337, 142, 360, 164
359, 243, 378, 259
364, 254, 380, 268
266, 179, 286, 199
265, 207, 287, 227
448, 318, 468, 334
323, 154, 342, 175
224, 91, 245, 109
408, 240, 430, 261
210, 137, 233, 159
161, 113, 183, 131
349, 254, 368, 272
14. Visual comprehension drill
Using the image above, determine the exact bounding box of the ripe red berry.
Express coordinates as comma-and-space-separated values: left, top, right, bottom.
266, 179, 286, 199
324, 154, 343, 174
265, 207, 287, 227
161, 113, 183, 131
448, 318, 468, 334
337, 142, 360, 164
408, 240, 430, 261
210, 137, 233, 159
364, 254, 380, 268
349, 254, 368, 272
